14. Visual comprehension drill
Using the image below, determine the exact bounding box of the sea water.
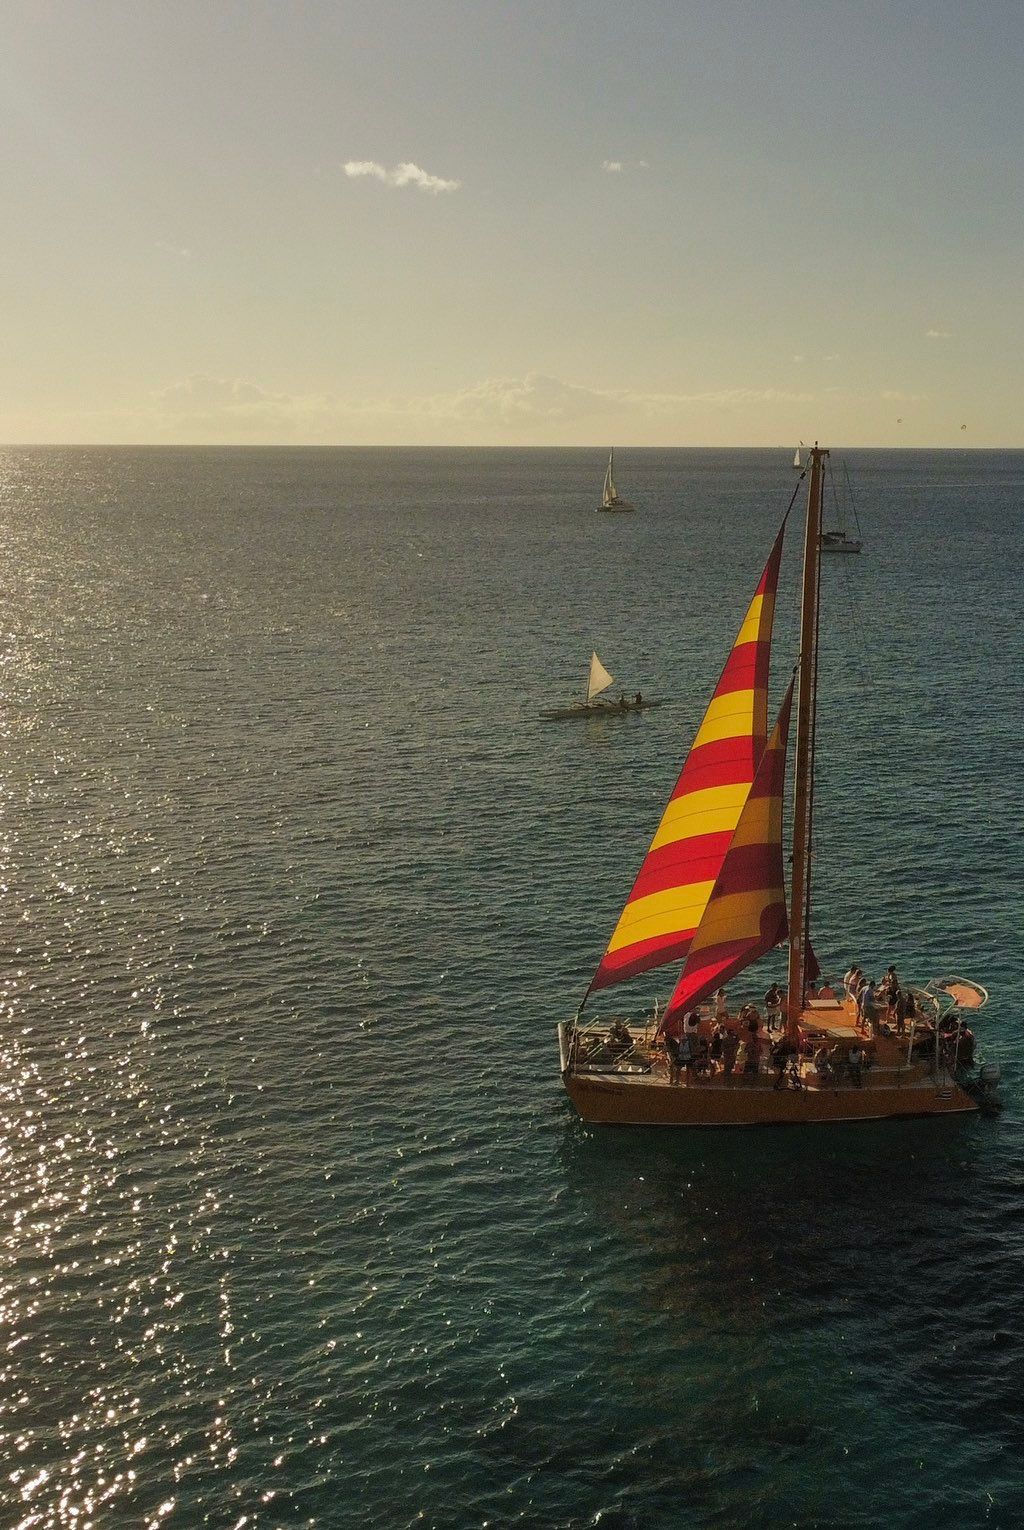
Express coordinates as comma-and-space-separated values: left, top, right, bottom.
0, 447, 1021, 1528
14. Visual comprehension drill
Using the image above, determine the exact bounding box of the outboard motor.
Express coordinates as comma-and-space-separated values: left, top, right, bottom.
970, 1059, 1002, 1114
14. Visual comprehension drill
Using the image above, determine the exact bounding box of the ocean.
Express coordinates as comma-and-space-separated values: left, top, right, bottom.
0, 446, 1021, 1528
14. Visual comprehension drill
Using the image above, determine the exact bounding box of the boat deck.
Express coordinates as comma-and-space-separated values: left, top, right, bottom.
561, 996, 979, 1125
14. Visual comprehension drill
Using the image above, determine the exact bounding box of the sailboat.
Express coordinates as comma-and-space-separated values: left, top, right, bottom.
558, 447, 996, 1126
792, 447, 802, 470
821, 459, 863, 553
541, 651, 663, 721
597, 450, 635, 513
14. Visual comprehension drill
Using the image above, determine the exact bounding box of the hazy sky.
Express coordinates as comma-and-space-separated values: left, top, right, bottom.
2, 1, 1023, 445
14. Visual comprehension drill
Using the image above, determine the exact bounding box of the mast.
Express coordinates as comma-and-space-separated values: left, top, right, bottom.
786, 444, 826, 1037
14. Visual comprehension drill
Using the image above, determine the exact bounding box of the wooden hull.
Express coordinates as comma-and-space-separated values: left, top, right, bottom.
563, 1069, 978, 1126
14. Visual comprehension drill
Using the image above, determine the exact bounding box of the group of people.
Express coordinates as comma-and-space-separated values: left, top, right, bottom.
663, 1007, 765, 1085
652, 961, 979, 1088
843, 964, 916, 1037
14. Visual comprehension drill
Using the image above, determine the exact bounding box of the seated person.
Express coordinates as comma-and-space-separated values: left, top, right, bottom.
812, 1044, 834, 1083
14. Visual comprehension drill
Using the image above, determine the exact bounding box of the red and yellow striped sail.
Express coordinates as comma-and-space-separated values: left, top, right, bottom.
587, 525, 786, 994
662, 681, 793, 1029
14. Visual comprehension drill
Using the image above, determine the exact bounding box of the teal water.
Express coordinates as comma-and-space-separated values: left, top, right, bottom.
0, 447, 1021, 1528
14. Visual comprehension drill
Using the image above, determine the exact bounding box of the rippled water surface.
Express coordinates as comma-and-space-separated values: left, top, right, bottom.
0, 447, 1022, 1528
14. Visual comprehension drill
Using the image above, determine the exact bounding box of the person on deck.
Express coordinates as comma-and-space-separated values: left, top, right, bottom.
664, 1030, 683, 1086
892, 985, 908, 1037
684, 1013, 702, 1082
844, 966, 862, 1001
847, 1043, 864, 1085
714, 988, 728, 1022
743, 1020, 762, 1081
721, 1027, 740, 1081
770, 1037, 794, 1090
857, 978, 877, 1035
813, 1044, 834, 1085
818, 978, 836, 1000
709, 1024, 724, 1075
764, 983, 783, 1033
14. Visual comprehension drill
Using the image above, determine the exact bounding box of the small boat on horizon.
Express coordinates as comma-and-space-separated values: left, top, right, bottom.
597, 450, 635, 513
541, 651, 662, 721
558, 447, 996, 1126
821, 458, 863, 553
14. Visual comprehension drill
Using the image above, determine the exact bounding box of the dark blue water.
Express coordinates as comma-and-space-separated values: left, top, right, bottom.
0, 447, 1021, 1528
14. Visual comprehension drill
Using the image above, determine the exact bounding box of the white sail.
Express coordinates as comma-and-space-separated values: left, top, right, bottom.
793, 448, 802, 469
603, 451, 616, 505
587, 651, 614, 703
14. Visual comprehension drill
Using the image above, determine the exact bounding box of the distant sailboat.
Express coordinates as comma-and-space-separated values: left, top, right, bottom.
540, 651, 662, 721
821, 459, 863, 553
597, 450, 635, 513
793, 447, 802, 469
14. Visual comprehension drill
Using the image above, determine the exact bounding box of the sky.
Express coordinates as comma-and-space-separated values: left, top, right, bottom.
2, 0, 1023, 446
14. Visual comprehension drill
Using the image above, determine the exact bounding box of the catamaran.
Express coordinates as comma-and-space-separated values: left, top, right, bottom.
541, 652, 662, 721
559, 447, 996, 1126
821, 459, 863, 553
597, 450, 635, 513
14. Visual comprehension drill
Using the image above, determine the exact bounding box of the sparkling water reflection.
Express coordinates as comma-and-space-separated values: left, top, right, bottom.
0, 447, 1021, 1528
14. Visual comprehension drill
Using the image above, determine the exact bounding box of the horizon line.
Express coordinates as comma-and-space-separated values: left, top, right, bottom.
0, 441, 1018, 452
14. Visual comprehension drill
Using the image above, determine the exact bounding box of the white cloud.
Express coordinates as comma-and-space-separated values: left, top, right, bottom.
343, 159, 461, 193
408, 373, 812, 424
601, 160, 624, 173
136, 370, 812, 440
925, 328, 950, 338
155, 240, 193, 260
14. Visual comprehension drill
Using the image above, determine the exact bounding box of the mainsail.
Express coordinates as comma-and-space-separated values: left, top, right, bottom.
587, 651, 614, 703
603, 452, 616, 505
586, 523, 786, 993
661, 680, 794, 1029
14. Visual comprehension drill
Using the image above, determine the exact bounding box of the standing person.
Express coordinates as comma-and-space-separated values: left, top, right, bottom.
848, 1043, 864, 1086
664, 1030, 682, 1085
764, 983, 783, 1034
892, 985, 908, 1037
685, 1013, 704, 1082
743, 1020, 762, 1081
709, 1024, 724, 1076
714, 988, 728, 1022
844, 966, 862, 1002
722, 1027, 740, 1082
858, 978, 877, 1036
770, 1037, 790, 1090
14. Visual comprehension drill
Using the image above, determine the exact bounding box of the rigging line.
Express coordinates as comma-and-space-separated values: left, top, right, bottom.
842, 460, 864, 537
827, 544, 908, 907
